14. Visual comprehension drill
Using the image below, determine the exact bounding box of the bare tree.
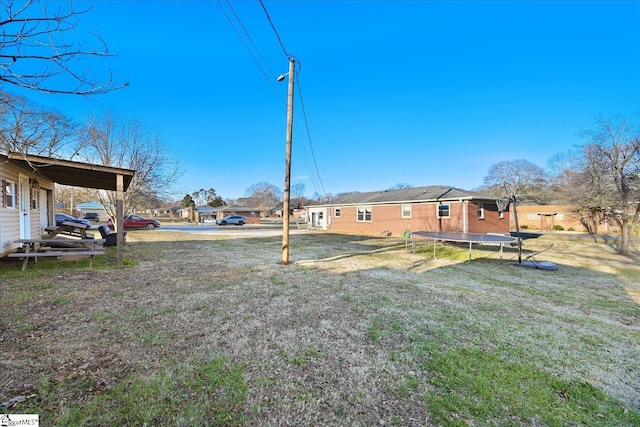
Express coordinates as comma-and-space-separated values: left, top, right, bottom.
0, 0, 127, 95
54, 183, 96, 215
573, 115, 640, 255
192, 188, 224, 207
0, 91, 78, 156
548, 151, 608, 234
482, 159, 548, 262
291, 183, 305, 209
388, 183, 413, 190
78, 111, 182, 222
244, 182, 282, 210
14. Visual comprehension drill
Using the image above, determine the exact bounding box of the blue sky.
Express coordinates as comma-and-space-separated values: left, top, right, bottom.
14, 1, 640, 200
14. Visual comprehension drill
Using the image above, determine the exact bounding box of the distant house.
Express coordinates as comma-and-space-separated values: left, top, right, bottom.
195, 205, 216, 223
76, 201, 110, 222
304, 185, 510, 236
178, 205, 263, 224
513, 205, 606, 232
212, 205, 262, 225
147, 206, 182, 218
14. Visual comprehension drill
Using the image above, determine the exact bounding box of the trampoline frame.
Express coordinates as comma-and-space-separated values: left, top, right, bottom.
408, 231, 517, 262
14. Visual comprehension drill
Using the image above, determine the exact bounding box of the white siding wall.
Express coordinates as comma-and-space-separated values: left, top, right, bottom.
1, 165, 54, 257
1, 166, 21, 256
39, 188, 49, 230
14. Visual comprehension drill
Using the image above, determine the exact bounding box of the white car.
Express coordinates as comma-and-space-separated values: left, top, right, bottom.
216, 215, 246, 225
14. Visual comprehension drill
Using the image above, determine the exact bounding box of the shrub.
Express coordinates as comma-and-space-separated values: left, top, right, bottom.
553, 225, 564, 231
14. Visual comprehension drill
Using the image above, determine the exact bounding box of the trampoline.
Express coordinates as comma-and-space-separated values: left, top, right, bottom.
408, 231, 517, 262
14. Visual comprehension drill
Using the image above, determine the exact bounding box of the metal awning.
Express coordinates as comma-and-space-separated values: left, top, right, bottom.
7, 152, 135, 191
5, 152, 134, 267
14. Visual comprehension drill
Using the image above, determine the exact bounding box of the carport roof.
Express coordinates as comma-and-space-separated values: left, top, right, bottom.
6, 152, 135, 192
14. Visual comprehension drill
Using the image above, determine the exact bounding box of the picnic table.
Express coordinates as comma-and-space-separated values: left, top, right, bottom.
44, 221, 93, 239
9, 238, 106, 271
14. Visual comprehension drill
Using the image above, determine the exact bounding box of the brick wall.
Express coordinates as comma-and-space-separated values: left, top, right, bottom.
467, 202, 511, 234
326, 201, 509, 236
512, 205, 586, 231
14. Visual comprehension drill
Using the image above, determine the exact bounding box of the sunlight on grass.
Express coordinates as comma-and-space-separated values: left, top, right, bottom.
56, 357, 248, 426
425, 348, 640, 427
625, 286, 640, 306
2, 232, 638, 425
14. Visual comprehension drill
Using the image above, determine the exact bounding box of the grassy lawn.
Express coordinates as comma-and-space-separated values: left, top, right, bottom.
1, 231, 639, 426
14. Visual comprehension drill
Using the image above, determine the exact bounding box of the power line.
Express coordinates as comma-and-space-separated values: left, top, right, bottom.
224, 0, 278, 79
215, 0, 284, 101
219, 0, 327, 198
258, 0, 291, 58
295, 66, 327, 197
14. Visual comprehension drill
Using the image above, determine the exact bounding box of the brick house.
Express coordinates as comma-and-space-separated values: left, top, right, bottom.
213, 205, 262, 225
512, 205, 615, 232
305, 185, 510, 236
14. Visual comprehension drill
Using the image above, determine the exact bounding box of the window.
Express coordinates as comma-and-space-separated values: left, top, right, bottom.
477, 203, 484, 219
356, 206, 372, 222
527, 214, 539, 220
2, 180, 15, 208
437, 204, 450, 218
31, 188, 39, 210
401, 204, 411, 218
334, 208, 341, 218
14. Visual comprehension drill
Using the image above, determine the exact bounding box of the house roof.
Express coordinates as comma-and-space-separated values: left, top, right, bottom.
214, 205, 261, 212
195, 205, 215, 213
76, 201, 105, 209
306, 185, 498, 207
6, 152, 135, 192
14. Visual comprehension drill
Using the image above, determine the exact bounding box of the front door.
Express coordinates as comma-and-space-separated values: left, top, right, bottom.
18, 174, 31, 240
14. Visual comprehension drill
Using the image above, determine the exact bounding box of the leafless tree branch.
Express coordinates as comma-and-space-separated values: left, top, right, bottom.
0, 0, 128, 95
78, 110, 183, 217
0, 90, 79, 157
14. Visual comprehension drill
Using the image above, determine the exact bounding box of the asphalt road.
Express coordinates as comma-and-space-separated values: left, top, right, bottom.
157, 223, 299, 237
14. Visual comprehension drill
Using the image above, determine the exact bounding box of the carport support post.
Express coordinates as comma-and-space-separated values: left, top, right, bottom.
116, 174, 125, 267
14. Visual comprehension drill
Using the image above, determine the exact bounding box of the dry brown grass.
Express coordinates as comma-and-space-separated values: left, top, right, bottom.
1, 230, 639, 425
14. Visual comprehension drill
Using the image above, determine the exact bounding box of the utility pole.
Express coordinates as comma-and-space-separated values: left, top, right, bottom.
281, 58, 295, 265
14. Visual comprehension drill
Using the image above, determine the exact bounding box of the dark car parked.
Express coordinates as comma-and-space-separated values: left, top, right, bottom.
55, 213, 92, 228
83, 213, 100, 222
107, 215, 161, 230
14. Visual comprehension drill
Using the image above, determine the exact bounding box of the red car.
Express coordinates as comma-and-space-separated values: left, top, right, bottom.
107, 215, 161, 230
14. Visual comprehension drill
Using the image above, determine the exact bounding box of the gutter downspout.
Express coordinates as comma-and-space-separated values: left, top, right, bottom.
463, 200, 468, 233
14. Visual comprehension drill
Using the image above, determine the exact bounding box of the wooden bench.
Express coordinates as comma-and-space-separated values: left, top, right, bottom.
10, 238, 106, 271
